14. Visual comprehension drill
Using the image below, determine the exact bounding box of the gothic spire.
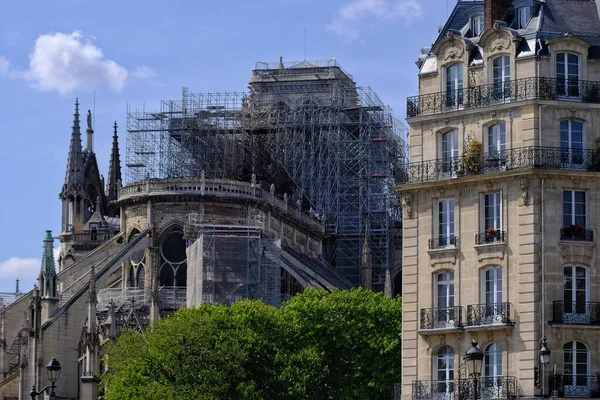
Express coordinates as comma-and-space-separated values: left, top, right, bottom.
39, 230, 57, 298
106, 121, 122, 203
62, 99, 85, 197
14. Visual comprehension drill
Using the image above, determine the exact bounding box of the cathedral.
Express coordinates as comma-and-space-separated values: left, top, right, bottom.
0, 59, 404, 399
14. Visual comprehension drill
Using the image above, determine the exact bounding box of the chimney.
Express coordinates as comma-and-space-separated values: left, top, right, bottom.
485, 0, 512, 30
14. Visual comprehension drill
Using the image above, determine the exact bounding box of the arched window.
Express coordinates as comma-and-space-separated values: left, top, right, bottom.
480, 266, 503, 324
160, 228, 187, 287
435, 271, 456, 328
563, 341, 589, 396
472, 14, 484, 37
563, 266, 589, 323
445, 63, 464, 108
136, 265, 145, 290
434, 346, 455, 398
492, 56, 511, 101
556, 53, 581, 98
483, 343, 503, 397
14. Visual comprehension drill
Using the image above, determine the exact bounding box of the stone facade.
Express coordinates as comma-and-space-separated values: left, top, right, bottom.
402, 1, 600, 399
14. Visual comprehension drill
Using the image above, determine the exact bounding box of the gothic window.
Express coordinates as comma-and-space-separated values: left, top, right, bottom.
160, 228, 187, 287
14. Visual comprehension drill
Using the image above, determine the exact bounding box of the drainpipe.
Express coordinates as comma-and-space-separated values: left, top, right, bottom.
537, 37, 547, 395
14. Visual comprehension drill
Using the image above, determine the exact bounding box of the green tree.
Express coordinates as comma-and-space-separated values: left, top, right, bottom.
277, 289, 402, 400
103, 300, 281, 400
102, 289, 402, 400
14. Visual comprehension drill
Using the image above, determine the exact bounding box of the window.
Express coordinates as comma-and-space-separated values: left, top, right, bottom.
517, 6, 530, 29
436, 199, 456, 247
435, 271, 456, 327
485, 192, 502, 231
434, 346, 455, 398
472, 14, 484, 36
563, 341, 589, 396
560, 120, 584, 167
562, 190, 586, 228
486, 123, 507, 172
563, 266, 589, 323
492, 56, 511, 101
483, 343, 504, 397
445, 64, 464, 108
556, 53, 580, 98
480, 266, 504, 325
440, 130, 459, 178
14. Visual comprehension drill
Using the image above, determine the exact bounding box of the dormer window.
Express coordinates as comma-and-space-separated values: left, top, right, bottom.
517, 6, 530, 29
472, 14, 485, 36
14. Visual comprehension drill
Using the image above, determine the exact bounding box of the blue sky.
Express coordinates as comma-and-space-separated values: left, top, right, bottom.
0, 0, 451, 293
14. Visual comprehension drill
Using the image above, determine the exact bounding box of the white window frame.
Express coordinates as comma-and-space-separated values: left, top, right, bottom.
479, 191, 503, 237
517, 6, 531, 29
438, 130, 459, 179
563, 265, 590, 323
472, 14, 484, 36
433, 198, 456, 247
562, 190, 589, 228
481, 266, 503, 305
563, 341, 590, 397
556, 52, 582, 99
434, 346, 456, 399
484, 343, 503, 378
435, 271, 455, 310
491, 55, 511, 102
444, 63, 464, 109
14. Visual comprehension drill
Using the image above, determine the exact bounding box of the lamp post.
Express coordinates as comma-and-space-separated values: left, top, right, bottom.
30, 358, 61, 399
539, 336, 551, 398
464, 341, 484, 400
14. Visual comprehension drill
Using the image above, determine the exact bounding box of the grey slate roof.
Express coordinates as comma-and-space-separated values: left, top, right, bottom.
419, 0, 600, 73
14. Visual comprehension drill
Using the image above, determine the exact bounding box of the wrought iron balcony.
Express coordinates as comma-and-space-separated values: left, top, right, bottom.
401, 146, 600, 184
548, 374, 600, 398
407, 76, 600, 118
466, 302, 514, 327
551, 300, 600, 325
560, 227, 594, 242
428, 235, 458, 250
475, 230, 506, 245
420, 306, 464, 330
412, 377, 521, 400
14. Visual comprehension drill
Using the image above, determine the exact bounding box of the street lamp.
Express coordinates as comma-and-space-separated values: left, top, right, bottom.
539, 336, 551, 397
30, 358, 61, 399
464, 341, 484, 400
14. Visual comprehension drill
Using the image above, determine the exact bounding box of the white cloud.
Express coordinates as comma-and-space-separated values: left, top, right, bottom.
26, 30, 127, 94
327, 0, 422, 41
132, 65, 157, 80
0, 56, 10, 75
0, 256, 40, 280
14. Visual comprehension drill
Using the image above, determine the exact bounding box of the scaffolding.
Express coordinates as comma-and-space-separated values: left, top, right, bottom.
185, 213, 282, 307
127, 60, 407, 289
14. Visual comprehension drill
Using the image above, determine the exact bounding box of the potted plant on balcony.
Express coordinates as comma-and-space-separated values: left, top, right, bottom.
563, 223, 583, 239
485, 227, 500, 243
459, 137, 483, 175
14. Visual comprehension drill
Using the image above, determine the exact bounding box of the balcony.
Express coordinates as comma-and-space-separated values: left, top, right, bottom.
428, 235, 458, 250
419, 306, 464, 332
401, 146, 600, 184
72, 232, 116, 249
549, 374, 600, 398
560, 227, 594, 242
475, 230, 506, 245
466, 302, 515, 328
550, 301, 600, 326
406, 77, 600, 118
412, 377, 521, 400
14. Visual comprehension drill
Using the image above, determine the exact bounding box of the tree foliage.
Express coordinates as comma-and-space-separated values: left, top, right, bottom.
102, 289, 401, 400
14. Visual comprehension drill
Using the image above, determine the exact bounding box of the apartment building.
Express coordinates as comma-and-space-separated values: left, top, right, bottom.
400, 0, 600, 398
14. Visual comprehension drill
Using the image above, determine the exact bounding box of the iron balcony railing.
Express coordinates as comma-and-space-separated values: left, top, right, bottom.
551, 300, 600, 325
466, 302, 514, 327
420, 306, 464, 330
548, 374, 600, 398
475, 230, 506, 245
428, 235, 458, 249
401, 146, 600, 184
560, 227, 594, 242
412, 377, 521, 400
407, 76, 600, 118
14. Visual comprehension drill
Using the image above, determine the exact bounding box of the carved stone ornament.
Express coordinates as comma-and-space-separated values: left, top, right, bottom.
444, 44, 465, 61
402, 192, 413, 219
520, 178, 529, 206
490, 33, 511, 52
